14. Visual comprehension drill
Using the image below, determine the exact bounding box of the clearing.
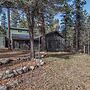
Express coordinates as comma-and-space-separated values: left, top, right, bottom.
1, 52, 90, 90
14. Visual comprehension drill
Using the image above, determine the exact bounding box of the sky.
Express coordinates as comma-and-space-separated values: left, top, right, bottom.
54, 0, 90, 24
84, 0, 90, 15
0, 0, 90, 26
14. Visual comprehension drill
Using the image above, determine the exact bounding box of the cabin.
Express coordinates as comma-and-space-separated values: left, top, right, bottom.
45, 31, 65, 52
7, 27, 30, 50
0, 27, 30, 50
0, 27, 65, 51
35, 31, 65, 52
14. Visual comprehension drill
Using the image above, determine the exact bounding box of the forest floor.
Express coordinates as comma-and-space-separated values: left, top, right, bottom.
1, 52, 90, 90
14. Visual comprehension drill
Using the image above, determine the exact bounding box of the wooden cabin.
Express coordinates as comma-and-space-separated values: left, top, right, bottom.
35, 31, 65, 52
0, 26, 65, 51
45, 31, 65, 52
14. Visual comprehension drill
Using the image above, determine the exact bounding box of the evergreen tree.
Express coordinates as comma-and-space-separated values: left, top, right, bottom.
11, 9, 20, 27
19, 12, 28, 28
0, 26, 6, 34
1, 12, 7, 29
73, 0, 86, 51
61, 0, 73, 49
0, 7, 2, 15
82, 15, 90, 54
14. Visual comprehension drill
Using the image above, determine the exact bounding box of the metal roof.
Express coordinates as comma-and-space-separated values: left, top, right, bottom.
6, 27, 29, 31
46, 31, 64, 38
12, 34, 30, 40
12, 31, 64, 40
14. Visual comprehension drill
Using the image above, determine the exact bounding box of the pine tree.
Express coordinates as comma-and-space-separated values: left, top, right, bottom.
83, 16, 90, 54
74, 0, 86, 51
1, 12, 7, 29
19, 12, 28, 28
61, 0, 73, 49
0, 7, 2, 15
11, 9, 20, 27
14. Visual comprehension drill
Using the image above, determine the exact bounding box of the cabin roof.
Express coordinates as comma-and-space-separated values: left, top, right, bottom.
6, 27, 28, 31
12, 34, 30, 40
34, 31, 64, 41
6, 28, 63, 38
12, 31, 64, 40
46, 31, 63, 38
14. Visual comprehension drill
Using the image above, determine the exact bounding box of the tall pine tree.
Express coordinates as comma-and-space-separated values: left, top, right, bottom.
11, 9, 20, 27
74, 0, 86, 51
1, 12, 7, 29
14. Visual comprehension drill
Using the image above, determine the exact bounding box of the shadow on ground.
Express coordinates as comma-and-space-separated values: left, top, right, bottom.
45, 52, 75, 59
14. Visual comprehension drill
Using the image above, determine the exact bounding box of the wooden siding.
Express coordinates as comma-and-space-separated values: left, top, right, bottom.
45, 32, 65, 52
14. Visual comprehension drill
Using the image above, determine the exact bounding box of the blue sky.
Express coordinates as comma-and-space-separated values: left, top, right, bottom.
85, 0, 90, 15
0, 0, 90, 26
54, 0, 90, 23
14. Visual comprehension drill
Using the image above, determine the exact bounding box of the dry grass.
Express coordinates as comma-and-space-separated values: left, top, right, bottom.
1, 53, 90, 90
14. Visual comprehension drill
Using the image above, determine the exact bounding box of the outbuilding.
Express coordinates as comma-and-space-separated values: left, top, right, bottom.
35, 31, 65, 52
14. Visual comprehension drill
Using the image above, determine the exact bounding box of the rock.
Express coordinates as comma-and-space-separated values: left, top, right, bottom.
5, 70, 13, 75
7, 73, 14, 78
16, 68, 23, 74
35, 59, 40, 63
30, 66, 35, 70
0, 58, 12, 65
40, 61, 45, 66
1, 70, 15, 79
13, 70, 18, 76
0, 72, 4, 79
3, 73, 14, 79
39, 59, 43, 63
36, 59, 45, 66
2, 73, 8, 79
22, 66, 29, 73
2, 70, 14, 79
17, 58, 21, 61
0, 85, 9, 90
41, 55, 45, 58
39, 60, 45, 65
23, 57, 26, 61
20, 57, 23, 60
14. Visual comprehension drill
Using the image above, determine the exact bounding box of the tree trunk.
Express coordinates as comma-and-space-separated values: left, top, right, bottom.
26, 7, 35, 59
75, 0, 81, 52
73, 28, 76, 49
64, 16, 67, 50
7, 8, 11, 50
83, 45, 86, 54
39, 11, 46, 51
88, 31, 90, 55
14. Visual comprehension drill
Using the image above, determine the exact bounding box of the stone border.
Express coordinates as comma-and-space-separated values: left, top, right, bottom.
0, 59, 45, 80
0, 56, 31, 66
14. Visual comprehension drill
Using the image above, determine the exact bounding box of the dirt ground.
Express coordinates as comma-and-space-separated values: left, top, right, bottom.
1, 52, 90, 90
0, 50, 30, 58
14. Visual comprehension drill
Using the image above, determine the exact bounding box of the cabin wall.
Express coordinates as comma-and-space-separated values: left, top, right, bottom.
46, 33, 65, 52
6, 28, 30, 50
13, 40, 30, 50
